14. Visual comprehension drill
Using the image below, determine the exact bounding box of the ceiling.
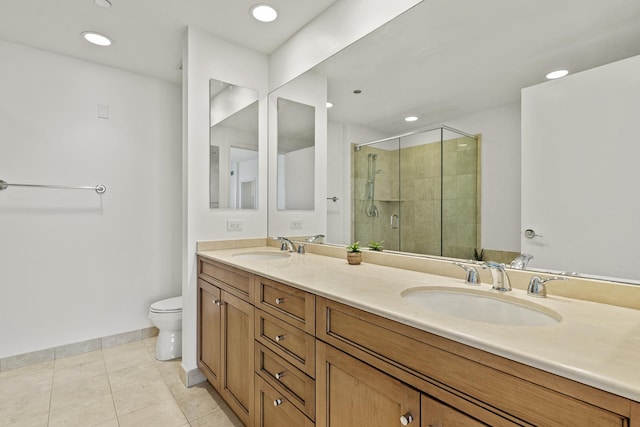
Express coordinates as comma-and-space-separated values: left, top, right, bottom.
315, 0, 640, 136
0, 0, 336, 83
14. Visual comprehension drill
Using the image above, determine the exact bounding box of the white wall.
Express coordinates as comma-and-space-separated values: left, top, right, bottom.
183, 27, 269, 381
269, 0, 423, 90
521, 55, 640, 282
0, 40, 182, 358
327, 121, 346, 243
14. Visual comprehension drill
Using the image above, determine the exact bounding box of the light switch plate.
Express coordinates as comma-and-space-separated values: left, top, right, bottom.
227, 220, 243, 231
290, 219, 303, 230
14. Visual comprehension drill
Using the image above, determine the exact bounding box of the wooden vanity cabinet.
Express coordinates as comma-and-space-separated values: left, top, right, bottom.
198, 259, 255, 427
316, 296, 631, 427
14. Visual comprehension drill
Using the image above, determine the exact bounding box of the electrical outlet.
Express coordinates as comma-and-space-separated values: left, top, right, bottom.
227, 220, 243, 231
290, 219, 303, 230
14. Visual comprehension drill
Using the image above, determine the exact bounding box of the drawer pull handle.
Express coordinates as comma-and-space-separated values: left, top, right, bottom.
274, 398, 283, 407
400, 413, 414, 425
275, 335, 285, 342
275, 297, 285, 305
213, 299, 224, 306
274, 371, 286, 380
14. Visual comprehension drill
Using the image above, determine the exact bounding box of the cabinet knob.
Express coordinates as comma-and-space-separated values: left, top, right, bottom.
273, 398, 283, 407
400, 413, 414, 425
213, 299, 224, 306
274, 371, 286, 380
275, 335, 285, 342
275, 297, 285, 305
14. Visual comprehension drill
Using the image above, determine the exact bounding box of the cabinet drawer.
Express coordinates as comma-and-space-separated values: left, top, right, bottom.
256, 310, 315, 378
254, 375, 314, 427
255, 343, 315, 420
198, 257, 253, 301
317, 298, 627, 427
255, 276, 315, 334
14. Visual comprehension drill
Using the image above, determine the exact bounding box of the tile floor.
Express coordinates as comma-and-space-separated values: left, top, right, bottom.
0, 337, 243, 427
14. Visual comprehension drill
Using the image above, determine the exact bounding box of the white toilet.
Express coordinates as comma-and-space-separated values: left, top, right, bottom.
148, 296, 182, 361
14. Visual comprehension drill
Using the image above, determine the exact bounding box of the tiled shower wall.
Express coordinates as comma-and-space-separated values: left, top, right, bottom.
353, 136, 480, 258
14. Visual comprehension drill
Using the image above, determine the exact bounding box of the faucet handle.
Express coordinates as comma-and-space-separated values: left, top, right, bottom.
297, 243, 306, 254
527, 276, 568, 298
453, 262, 481, 286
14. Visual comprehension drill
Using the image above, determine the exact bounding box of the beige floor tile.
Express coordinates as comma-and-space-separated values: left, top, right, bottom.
53, 349, 103, 370
93, 418, 119, 427
162, 369, 188, 396
107, 361, 162, 392
172, 382, 225, 422
189, 407, 243, 427
103, 341, 153, 372
117, 398, 188, 427
3, 413, 49, 427
155, 358, 181, 377
48, 394, 116, 427
112, 377, 174, 416
0, 385, 51, 425
0, 364, 52, 401
52, 357, 106, 387
50, 373, 111, 412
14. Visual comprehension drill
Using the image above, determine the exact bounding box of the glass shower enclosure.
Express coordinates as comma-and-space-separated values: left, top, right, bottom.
352, 126, 479, 259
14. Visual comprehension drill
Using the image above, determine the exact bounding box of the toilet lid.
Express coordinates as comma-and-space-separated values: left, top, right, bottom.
150, 296, 182, 313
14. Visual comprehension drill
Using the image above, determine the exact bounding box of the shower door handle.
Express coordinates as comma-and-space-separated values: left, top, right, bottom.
390, 214, 399, 229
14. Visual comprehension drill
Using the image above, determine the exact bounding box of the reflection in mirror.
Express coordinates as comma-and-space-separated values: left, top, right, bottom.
353, 126, 480, 260
276, 97, 315, 210
209, 79, 259, 209
269, 0, 640, 284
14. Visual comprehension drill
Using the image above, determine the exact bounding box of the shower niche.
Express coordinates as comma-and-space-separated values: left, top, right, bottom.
352, 126, 480, 259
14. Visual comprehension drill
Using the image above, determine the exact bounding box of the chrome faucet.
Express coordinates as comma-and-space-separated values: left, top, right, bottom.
276, 237, 296, 252
306, 234, 325, 243
527, 276, 568, 297
485, 262, 511, 292
510, 253, 534, 269
453, 262, 481, 286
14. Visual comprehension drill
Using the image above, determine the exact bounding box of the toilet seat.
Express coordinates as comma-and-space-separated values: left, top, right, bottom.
150, 296, 182, 314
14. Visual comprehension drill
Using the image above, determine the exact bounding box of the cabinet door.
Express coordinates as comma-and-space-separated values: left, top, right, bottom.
198, 280, 221, 390
316, 341, 420, 427
222, 291, 255, 427
254, 375, 314, 427
422, 395, 487, 427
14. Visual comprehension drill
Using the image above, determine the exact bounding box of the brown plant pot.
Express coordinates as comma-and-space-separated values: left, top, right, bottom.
347, 252, 362, 265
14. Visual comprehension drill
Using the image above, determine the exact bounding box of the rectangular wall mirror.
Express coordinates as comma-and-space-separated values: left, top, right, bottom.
276, 97, 315, 211
209, 79, 259, 209
267, 0, 640, 285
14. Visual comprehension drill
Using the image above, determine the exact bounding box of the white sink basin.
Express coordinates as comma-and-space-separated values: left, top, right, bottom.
401, 286, 561, 327
232, 251, 292, 260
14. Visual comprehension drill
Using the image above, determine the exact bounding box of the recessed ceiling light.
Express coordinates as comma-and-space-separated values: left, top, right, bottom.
326, 102, 333, 108
251, 4, 277, 22
546, 69, 569, 79
405, 116, 418, 122
94, 0, 112, 8
82, 31, 112, 46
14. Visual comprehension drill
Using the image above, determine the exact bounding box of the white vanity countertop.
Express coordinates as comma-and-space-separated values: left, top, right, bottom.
197, 246, 640, 402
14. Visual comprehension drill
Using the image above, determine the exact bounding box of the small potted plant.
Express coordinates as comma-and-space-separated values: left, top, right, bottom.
368, 240, 384, 252
346, 241, 362, 265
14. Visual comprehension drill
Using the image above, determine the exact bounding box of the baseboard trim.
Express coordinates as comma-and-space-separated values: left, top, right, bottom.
0, 326, 159, 372
180, 364, 206, 387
